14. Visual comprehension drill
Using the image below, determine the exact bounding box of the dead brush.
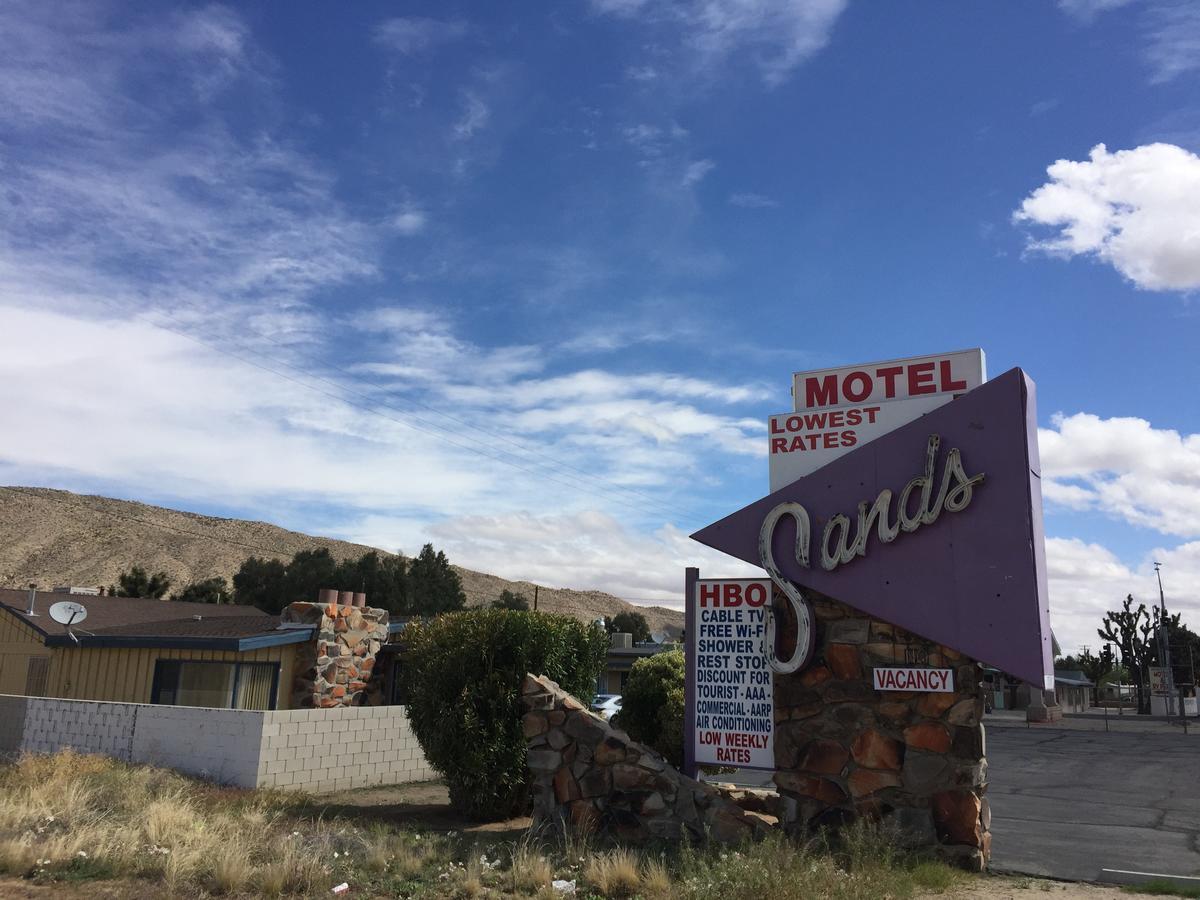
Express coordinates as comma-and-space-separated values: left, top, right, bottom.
584, 848, 643, 898
507, 837, 554, 894
0, 837, 35, 876
641, 857, 673, 898
210, 844, 254, 894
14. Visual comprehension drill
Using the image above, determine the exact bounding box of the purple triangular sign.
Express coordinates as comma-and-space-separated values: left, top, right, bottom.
691, 367, 1053, 687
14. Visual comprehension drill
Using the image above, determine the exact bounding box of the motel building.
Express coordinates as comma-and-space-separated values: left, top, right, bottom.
0, 586, 405, 710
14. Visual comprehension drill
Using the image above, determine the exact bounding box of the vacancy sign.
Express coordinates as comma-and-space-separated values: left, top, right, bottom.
768, 349, 986, 490
690, 579, 774, 769
873, 667, 955, 692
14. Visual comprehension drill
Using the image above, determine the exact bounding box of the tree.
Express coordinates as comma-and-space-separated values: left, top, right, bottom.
171, 577, 231, 604
407, 544, 466, 615
333, 551, 408, 615
491, 590, 530, 611
111, 566, 172, 599
233, 557, 287, 612
1097, 594, 1179, 714
283, 549, 339, 610
612, 649, 685, 767
402, 609, 607, 818
231, 545, 458, 616
606, 610, 651, 643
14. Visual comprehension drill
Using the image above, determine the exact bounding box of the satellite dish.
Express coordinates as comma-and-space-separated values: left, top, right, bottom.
651, 630, 669, 644
49, 601, 88, 627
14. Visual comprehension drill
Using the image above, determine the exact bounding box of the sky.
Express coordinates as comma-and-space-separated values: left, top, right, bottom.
1, 0, 1198, 658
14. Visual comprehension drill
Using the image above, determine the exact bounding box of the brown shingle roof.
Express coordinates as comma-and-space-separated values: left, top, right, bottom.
0, 588, 308, 650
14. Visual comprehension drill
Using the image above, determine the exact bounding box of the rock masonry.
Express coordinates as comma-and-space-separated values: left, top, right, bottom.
773, 591, 990, 870
283, 601, 389, 708
521, 674, 770, 845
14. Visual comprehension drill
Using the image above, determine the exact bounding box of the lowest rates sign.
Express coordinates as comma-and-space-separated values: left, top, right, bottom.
689, 579, 774, 769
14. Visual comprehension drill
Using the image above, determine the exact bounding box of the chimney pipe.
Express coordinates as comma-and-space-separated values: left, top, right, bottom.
318, 588, 338, 606
25, 583, 38, 617
353, 592, 366, 608
339, 590, 354, 607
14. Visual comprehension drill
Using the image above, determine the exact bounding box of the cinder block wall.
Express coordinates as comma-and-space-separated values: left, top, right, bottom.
0, 694, 435, 792
256, 706, 436, 792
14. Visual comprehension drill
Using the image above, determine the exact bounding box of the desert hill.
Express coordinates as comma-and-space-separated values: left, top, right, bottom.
0, 487, 683, 637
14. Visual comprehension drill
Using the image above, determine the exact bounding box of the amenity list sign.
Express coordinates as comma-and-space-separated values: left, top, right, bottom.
689, 578, 774, 770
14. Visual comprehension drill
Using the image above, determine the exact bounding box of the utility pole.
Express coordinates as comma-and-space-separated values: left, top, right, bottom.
1154, 562, 1186, 725
533, 585, 539, 612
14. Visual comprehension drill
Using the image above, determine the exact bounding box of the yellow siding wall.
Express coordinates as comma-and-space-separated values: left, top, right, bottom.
0, 609, 50, 696
0, 609, 298, 709
48, 644, 297, 708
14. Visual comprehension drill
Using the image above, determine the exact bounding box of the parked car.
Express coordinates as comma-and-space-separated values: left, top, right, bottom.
591, 694, 622, 720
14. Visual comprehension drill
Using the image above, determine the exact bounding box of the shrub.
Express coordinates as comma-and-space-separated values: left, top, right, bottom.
613, 649, 685, 768
402, 609, 608, 819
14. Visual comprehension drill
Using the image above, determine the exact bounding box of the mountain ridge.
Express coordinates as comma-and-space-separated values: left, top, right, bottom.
0, 486, 683, 636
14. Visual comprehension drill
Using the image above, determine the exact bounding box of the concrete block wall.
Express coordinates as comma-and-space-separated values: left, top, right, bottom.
21, 698, 139, 760
0, 694, 434, 793
0, 696, 29, 755
133, 705, 266, 788
256, 706, 436, 792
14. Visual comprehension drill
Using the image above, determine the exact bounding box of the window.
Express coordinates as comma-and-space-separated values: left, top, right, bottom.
151, 660, 279, 710
25, 657, 50, 697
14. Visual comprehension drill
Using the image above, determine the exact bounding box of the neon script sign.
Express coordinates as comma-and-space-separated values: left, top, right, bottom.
758, 434, 984, 675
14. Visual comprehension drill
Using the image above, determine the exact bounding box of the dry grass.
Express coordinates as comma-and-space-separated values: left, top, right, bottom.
508, 839, 554, 894
0, 750, 974, 899
584, 848, 643, 898
641, 857, 673, 898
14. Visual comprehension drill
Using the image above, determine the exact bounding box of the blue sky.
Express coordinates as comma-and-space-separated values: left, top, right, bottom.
1, 0, 1198, 654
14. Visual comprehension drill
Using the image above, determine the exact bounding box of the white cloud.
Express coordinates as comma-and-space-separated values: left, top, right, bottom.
729, 192, 779, 208
681, 158, 715, 187
593, 0, 848, 86
374, 17, 469, 54
1040, 412, 1200, 538
391, 207, 428, 235
1014, 143, 1200, 291
1045, 537, 1200, 656
453, 91, 491, 140
1057, 0, 1136, 21
625, 65, 660, 81
1142, 0, 1200, 83
423, 510, 762, 603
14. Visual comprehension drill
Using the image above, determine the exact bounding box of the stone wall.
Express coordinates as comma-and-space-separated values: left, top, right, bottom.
283, 601, 388, 708
521, 674, 769, 845
773, 592, 990, 869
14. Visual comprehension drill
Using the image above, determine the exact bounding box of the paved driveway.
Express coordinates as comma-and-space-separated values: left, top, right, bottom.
987, 724, 1200, 882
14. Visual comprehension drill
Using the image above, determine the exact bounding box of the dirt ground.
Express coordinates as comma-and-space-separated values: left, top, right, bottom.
935, 876, 1154, 899
308, 778, 533, 836
0, 874, 1165, 898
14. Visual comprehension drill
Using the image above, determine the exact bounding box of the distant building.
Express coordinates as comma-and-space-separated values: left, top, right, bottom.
600, 631, 675, 694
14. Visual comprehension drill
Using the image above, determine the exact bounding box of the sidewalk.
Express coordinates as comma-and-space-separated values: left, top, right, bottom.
985, 707, 1199, 735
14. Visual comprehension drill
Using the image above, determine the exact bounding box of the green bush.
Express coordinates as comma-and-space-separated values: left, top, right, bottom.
402, 609, 608, 820
612, 649, 685, 768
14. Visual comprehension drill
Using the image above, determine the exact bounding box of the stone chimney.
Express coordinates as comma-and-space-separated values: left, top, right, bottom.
283, 590, 389, 708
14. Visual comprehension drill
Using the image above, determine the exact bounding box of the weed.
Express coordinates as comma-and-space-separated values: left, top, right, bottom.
210, 845, 253, 894
641, 857, 673, 898
509, 839, 554, 894
909, 859, 962, 892
1122, 880, 1200, 899
584, 848, 642, 898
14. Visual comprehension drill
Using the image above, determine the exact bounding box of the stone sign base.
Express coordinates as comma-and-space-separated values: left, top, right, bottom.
773, 591, 990, 870
521, 674, 770, 845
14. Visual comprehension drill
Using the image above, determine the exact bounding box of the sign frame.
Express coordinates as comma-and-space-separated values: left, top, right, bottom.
771, 348, 986, 490
683, 570, 777, 777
